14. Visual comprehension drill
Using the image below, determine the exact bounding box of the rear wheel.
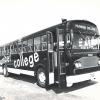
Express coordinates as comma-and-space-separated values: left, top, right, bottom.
3, 65, 9, 77
36, 68, 46, 88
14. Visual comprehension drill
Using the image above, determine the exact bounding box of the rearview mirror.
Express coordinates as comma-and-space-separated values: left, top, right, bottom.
70, 29, 74, 41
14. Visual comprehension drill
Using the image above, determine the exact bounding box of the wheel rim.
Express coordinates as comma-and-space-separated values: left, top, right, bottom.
38, 72, 46, 83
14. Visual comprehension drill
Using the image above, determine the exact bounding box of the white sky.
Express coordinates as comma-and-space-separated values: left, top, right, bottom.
0, 0, 100, 45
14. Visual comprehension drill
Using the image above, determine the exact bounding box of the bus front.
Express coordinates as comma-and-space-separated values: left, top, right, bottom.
57, 20, 100, 87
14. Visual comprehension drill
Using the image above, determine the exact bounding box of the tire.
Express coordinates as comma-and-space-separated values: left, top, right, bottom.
3, 65, 9, 77
36, 68, 46, 88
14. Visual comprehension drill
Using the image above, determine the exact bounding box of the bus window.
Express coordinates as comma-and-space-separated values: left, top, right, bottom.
22, 40, 28, 53
27, 39, 33, 52
0, 47, 2, 56
41, 35, 47, 50
18, 40, 22, 53
59, 29, 64, 48
5, 46, 10, 55
1, 48, 3, 56
34, 37, 41, 51
1, 47, 4, 55
10, 44, 14, 54
48, 33, 53, 51
11, 42, 18, 54
0, 48, 2, 56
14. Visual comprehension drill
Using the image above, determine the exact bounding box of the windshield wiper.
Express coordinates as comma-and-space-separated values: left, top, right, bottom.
77, 30, 92, 49
77, 30, 85, 40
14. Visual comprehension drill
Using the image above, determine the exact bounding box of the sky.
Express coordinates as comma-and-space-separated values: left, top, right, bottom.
0, 0, 100, 45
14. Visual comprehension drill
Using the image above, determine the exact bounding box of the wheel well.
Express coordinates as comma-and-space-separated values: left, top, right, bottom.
2, 64, 6, 69
34, 64, 45, 77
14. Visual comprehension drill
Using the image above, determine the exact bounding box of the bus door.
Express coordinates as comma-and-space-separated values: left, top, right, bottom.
56, 28, 66, 88
46, 31, 55, 85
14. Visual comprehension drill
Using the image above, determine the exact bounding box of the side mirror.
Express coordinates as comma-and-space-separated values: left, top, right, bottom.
70, 29, 74, 42
66, 43, 72, 49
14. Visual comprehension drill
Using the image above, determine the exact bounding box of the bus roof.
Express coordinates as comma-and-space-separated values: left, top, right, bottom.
0, 20, 98, 47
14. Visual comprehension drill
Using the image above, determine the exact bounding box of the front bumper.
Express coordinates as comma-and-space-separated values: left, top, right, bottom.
66, 72, 96, 87
74, 66, 100, 74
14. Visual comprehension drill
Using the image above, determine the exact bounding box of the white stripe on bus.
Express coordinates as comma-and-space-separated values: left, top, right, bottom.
8, 68, 34, 76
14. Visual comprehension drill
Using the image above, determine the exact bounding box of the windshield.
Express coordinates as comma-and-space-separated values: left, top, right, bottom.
72, 32, 100, 49
69, 21, 100, 50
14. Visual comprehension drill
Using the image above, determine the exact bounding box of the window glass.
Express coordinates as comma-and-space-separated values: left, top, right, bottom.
2, 47, 5, 55
11, 42, 18, 54
0, 48, 1, 56
18, 40, 22, 53
5, 46, 10, 55
48, 33, 53, 51
73, 32, 99, 49
34, 37, 41, 51
27, 39, 33, 52
1, 48, 3, 56
41, 35, 47, 50
10, 44, 14, 54
59, 29, 64, 48
22, 40, 27, 53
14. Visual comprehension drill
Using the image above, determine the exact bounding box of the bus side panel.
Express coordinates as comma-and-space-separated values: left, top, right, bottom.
34, 51, 48, 69
7, 51, 48, 72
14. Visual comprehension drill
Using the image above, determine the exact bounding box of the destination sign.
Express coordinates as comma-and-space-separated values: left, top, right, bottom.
74, 24, 96, 31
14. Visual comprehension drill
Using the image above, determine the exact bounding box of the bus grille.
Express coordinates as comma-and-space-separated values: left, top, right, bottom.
78, 56, 99, 68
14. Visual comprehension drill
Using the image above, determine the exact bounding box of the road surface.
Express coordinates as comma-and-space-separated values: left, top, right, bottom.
0, 67, 100, 100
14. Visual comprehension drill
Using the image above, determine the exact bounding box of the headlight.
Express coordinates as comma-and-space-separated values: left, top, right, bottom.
75, 61, 82, 68
98, 60, 100, 65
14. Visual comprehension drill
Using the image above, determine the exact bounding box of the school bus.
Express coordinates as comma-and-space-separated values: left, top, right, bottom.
0, 19, 100, 88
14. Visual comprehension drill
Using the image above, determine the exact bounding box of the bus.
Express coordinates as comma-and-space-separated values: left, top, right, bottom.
0, 19, 100, 88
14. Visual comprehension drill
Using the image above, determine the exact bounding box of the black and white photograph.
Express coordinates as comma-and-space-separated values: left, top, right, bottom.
0, 0, 100, 100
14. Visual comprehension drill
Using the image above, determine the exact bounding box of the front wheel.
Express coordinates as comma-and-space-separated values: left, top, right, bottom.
36, 68, 46, 88
3, 65, 9, 77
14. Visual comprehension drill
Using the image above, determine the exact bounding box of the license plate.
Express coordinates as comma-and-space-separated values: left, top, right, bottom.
90, 73, 95, 78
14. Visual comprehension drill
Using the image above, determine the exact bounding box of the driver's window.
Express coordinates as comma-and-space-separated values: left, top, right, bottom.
58, 29, 64, 48
48, 32, 53, 51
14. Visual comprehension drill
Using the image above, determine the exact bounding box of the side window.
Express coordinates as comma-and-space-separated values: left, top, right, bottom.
18, 40, 22, 53
0, 48, 2, 56
11, 42, 18, 54
34, 37, 41, 51
59, 29, 64, 48
5, 46, 10, 55
22, 40, 27, 53
27, 39, 33, 52
10, 44, 14, 54
5, 47, 7, 55
2, 47, 5, 55
41, 35, 47, 50
48, 33, 53, 51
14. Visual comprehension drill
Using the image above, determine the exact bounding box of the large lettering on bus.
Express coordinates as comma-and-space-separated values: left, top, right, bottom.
14, 52, 39, 68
